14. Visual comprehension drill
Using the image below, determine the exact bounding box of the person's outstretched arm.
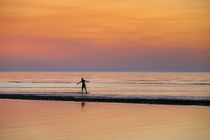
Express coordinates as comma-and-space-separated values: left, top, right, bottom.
85, 80, 90, 82
77, 81, 81, 85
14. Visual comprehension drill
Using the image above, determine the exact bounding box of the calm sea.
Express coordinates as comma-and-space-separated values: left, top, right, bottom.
0, 72, 210, 99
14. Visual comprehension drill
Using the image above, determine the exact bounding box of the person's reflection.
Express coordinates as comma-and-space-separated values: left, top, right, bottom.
81, 101, 85, 111
81, 92, 86, 111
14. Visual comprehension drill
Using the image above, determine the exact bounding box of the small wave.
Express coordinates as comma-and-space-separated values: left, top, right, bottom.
186, 83, 210, 85
127, 80, 170, 82
4, 81, 210, 85
134, 83, 210, 85
0, 87, 79, 88
7, 81, 22, 83
98, 82, 210, 85
0, 91, 81, 94
7, 81, 73, 84
31, 82, 73, 83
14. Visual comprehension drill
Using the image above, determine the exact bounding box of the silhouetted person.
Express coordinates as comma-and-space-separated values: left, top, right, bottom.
77, 78, 89, 94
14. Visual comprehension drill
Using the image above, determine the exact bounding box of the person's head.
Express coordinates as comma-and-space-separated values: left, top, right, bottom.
81, 78, 84, 80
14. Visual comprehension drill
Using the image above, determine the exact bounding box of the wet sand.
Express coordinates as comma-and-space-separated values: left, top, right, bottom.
0, 99, 210, 140
0, 93, 210, 106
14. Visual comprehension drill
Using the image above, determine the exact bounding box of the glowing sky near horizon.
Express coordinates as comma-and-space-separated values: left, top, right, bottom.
0, 0, 210, 71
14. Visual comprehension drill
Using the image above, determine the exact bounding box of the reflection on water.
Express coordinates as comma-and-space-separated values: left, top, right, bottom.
0, 99, 210, 140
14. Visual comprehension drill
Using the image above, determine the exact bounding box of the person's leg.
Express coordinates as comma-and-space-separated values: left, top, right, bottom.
82, 86, 84, 93
84, 86, 88, 94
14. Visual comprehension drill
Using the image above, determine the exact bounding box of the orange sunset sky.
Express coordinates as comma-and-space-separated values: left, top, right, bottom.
0, 0, 210, 71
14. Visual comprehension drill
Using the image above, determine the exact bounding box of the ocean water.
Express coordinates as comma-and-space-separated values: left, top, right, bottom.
0, 72, 210, 99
